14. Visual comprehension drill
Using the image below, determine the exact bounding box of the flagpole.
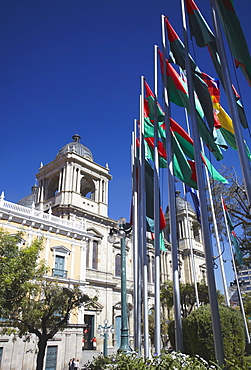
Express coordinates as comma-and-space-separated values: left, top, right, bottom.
221, 197, 250, 344
210, 0, 251, 206
181, 97, 199, 308
181, 1, 224, 366
183, 184, 200, 308
201, 141, 230, 306
153, 44, 161, 355
132, 122, 139, 351
140, 76, 150, 358
161, 14, 183, 352
137, 97, 143, 355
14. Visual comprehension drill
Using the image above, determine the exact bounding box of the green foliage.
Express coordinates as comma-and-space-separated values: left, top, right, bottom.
3, 281, 90, 339
169, 304, 246, 364
208, 165, 251, 262
0, 229, 45, 313
84, 351, 219, 369
148, 309, 169, 347
0, 229, 91, 370
160, 281, 223, 318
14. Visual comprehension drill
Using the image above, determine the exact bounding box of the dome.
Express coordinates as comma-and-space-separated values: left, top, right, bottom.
165, 191, 194, 214
57, 134, 93, 160
17, 185, 38, 208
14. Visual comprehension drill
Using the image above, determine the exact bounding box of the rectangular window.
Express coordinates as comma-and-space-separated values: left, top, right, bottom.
0, 348, 3, 365
115, 254, 121, 277
53, 255, 67, 278
45, 346, 58, 370
92, 241, 98, 270
86, 242, 90, 268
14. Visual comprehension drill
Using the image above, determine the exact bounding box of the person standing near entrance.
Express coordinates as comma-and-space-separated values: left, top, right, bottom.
68, 359, 73, 370
73, 358, 79, 369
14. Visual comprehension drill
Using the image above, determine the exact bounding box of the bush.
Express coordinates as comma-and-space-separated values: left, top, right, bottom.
168, 304, 246, 364
83, 351, 219, 369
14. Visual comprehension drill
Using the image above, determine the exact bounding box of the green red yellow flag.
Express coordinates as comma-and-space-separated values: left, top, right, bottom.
165, 17, 215, 130
216, 0, 251, 86
158, 50, 223, 161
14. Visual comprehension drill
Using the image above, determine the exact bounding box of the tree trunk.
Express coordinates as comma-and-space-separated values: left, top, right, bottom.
36, 336, 47, 370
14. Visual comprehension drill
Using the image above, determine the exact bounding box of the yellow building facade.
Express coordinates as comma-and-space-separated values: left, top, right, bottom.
0, 134, 206, 369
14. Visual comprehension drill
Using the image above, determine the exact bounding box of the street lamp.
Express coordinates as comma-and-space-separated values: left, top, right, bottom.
97, 319, 114, 356
108, 217, 132, 353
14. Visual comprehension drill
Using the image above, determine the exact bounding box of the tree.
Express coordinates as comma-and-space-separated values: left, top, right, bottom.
0, 229, 91, 370
148, 308, 169, 348
2, 281, 90, 370
169, 304, 246, 363
0, 229, 45, 312
208, 165, 251, 262
160, 281, 224, 318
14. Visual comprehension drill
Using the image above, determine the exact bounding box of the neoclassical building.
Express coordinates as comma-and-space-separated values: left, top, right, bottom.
0, 134, 206, 369
163, 191, 207, 285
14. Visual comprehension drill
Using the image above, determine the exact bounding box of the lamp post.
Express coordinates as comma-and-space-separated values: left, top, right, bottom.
97, 319, 114, 356
108, 217, 132, 353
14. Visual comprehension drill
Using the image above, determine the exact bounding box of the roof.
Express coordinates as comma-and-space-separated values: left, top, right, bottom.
165, 191, 194, 214
57, 134, 93, 160
17, 185, 38, 208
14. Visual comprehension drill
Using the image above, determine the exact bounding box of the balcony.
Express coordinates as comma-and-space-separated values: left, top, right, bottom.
52, 268, 68, 278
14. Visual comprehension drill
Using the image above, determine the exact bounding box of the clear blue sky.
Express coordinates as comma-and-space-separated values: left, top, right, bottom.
1, 0, 251, 289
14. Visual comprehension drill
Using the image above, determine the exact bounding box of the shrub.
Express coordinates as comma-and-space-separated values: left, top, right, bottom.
83, 351, 219, 369
168, 304, 246, 363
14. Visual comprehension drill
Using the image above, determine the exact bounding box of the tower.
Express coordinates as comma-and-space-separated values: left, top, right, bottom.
164, 191, 206, 285
36, 134, 112, 220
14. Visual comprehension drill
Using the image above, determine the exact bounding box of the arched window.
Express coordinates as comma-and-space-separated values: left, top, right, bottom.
92, 241, 98, 270
80, 175, 95, 200
47, 176, 59, 199
115, 254, 121, 277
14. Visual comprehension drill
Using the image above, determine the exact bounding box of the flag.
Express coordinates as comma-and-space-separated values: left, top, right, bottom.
169, 118, 228, 185
185, 0, 223, 81
185, 0, 249, 130
143, 81, 228, 187
201, 72, 251, 157
158, 50, 223, 161
165, 17, 215, 130
231, 231, 243, 266
145, 160, 166, 232
222, 199, 243, 265
216, 0, 251, 86
185, 184, 201, 222
143, 113, 228, 187
143, 88, 228, 186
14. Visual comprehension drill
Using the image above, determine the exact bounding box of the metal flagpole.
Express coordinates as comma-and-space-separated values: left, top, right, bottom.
181, 1, 224, 366
182, 102, 199, 308
153, 44, 161, 355
140, 76, 149, 357
210, 0, 251, 206
182, 183, 200, 308
201, 141, 229, 306
221, 197, 250, 343
161, 14, 183, 352
132, 123, 139, 351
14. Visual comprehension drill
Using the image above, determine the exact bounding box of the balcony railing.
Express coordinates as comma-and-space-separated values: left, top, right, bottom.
52, 269, 68, 278
0, 199, 86, 232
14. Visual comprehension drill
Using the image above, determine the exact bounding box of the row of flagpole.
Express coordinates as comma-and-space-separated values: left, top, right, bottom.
130, 0, 251, 365
180, 0, 224, 364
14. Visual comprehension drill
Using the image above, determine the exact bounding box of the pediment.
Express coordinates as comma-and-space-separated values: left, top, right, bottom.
50, 245, 71, 255
84, 299, 104, 312
86, 227, 103, 238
